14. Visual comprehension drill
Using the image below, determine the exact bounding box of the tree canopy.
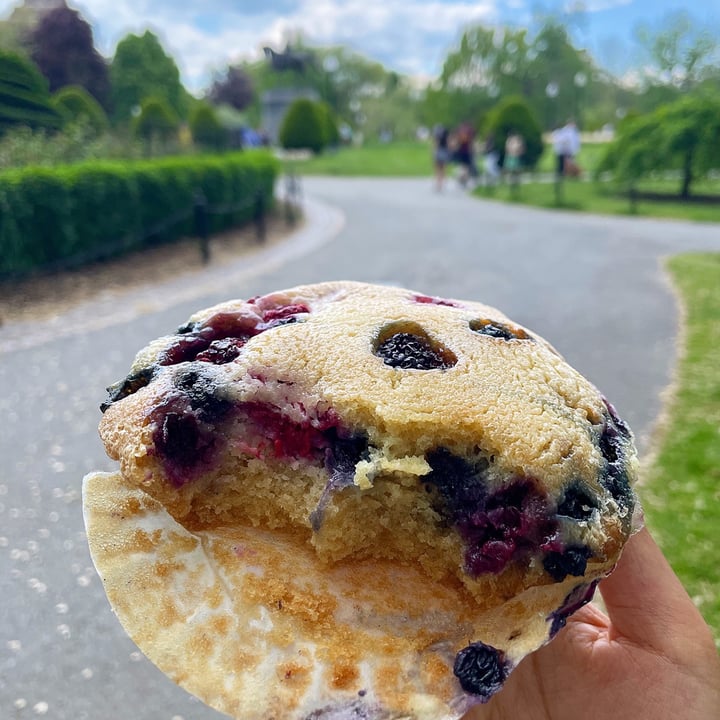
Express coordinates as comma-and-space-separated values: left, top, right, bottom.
599, 93, 720, 198
29, 4, 110, 108
207, 65, 254, 111
110, 30, 191, 124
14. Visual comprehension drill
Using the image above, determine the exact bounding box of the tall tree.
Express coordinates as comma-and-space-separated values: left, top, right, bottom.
110, 30, 190, 124
29, 4, 110, 108
636, 11, 719, 89
207, 65, 254, 111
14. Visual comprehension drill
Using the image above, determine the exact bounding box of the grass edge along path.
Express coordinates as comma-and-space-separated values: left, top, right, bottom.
642, 252, 720, 644
474, 179, 720, 224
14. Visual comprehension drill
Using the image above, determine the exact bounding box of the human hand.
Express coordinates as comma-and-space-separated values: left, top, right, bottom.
465, 527, 720, 720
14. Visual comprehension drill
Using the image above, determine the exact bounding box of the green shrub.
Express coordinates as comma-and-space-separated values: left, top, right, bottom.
189, 103, 228, 151
279, 98, 325, 153
0, 150, 280, 275
485, 96, 544, 169
0, 50, 62, 135
52, 85, 109, 136
134, 96, 180, 143
318, 102, 340, 148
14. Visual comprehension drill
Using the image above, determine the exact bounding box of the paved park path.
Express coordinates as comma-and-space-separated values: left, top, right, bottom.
1, 177, 719, 720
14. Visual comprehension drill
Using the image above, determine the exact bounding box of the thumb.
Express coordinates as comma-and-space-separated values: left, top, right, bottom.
598, 527, 711, 656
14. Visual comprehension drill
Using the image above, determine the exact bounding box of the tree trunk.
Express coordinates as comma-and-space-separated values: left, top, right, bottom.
681, 150, 693, 200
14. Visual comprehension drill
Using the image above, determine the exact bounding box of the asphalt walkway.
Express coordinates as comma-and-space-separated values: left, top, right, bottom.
1, 177, 719, 720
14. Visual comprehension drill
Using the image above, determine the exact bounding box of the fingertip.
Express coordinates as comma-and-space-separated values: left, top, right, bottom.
598, 527, 706, 650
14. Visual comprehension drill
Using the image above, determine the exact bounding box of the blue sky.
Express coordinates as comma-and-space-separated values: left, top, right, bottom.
1, 0, 718, 91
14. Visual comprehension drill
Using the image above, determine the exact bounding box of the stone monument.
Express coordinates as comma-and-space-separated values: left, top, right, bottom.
260, 45, 319, 145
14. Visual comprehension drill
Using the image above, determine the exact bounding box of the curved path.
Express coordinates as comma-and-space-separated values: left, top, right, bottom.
1, 178, 719, 720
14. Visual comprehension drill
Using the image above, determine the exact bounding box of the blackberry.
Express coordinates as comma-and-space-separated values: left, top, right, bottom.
374, 322, 456, 370
375, 332, 454, 370
470, 318, 531, 341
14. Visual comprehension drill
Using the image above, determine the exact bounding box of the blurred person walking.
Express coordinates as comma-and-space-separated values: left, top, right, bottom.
504, 130, 525, 193
432, 123, 451, 192
453, 122, 478, 188
552, 119, 581, 179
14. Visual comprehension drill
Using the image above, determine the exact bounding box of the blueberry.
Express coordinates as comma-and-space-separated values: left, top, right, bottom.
557, 482, 598, 521
425, 451, 558, 577
548, 581, 599, 637
175, 320, 197, 334
154, 411, 212, 474
374, 326, 456, 370
453, 642, 510, 699
174, 369, 232, 422
424, 448, 488, 515
470, 319, 530, 341
543, 546, 591, 582
598, 409, 635, 513
101, 366, 156, 412
311, 432, 369, 531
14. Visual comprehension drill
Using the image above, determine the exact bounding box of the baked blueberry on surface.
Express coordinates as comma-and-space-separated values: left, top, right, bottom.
84, 281, 640, 720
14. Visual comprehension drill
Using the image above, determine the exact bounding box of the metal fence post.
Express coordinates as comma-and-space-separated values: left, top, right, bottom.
254, 192, 266, 243
193, 189, 210, 264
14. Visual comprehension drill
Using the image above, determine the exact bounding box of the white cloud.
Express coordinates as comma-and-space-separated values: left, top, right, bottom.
0, 0, 500, 91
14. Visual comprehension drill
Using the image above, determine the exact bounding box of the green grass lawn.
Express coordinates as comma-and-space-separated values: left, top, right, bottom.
283, 141, 432, 176
283, 140, 610, 178
643, 253, 720, 642
475, 179, 720, 223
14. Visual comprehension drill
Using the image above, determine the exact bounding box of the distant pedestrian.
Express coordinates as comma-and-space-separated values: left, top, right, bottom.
432, 124, 451, 191
482, 133, 501, 186
504, 130, 525, 196
504, 131, 525, 175
552, 119, 581, 178
453, 122, 479, 188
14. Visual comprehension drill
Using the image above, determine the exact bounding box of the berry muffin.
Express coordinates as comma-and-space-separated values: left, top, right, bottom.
83, 281, 639, 720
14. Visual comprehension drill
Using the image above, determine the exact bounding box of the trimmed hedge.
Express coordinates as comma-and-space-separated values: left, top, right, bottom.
0, 150, 279, 276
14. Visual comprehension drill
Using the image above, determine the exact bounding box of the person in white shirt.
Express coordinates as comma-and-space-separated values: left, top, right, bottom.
552, 119, 581, 178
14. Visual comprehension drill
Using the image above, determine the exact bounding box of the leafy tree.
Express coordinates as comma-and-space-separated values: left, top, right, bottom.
636, 11, 719, 89
0, 50, 62, 135
279, 99, 325, 153
110, 30, 190, 124
485, 95, 544, 169
208, 65, 254, 111
51, 85, 108, 135
317, 102, 340, 147
600, 93, 720, 198
29, 4, 110, 108
133, 96, 180, 154
189, 103, 228, 151
430, 21, 596, 131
